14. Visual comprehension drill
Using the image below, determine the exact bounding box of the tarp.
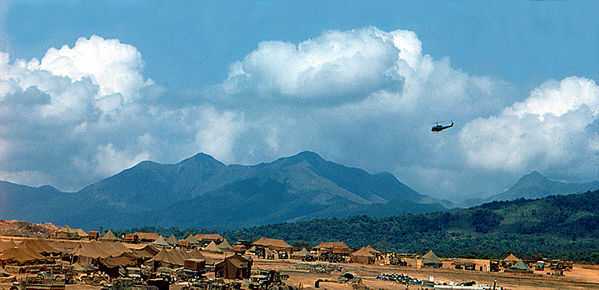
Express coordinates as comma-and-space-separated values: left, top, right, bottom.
0, 247, 46, 264
18, 239, 61, 256
99, 230, 119, 241
99, 253, 137, 268
132, 244, 160, 259
215, 254, 251, 279
351, 247, 376, 264
151, 236, 170, 248
252, 238, 292, 252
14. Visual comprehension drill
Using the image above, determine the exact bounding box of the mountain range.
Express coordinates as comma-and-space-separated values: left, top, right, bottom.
0, 151, 597, 230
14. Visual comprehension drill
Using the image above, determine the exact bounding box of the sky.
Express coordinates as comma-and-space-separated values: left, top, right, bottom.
0, 1, 598, 202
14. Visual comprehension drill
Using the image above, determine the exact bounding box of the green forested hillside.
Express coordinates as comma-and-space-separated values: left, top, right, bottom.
223, 189, 599, 263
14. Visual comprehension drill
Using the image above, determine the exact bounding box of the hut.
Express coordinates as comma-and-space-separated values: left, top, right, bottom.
313, 242, 351, 255
214, 254, 252, 279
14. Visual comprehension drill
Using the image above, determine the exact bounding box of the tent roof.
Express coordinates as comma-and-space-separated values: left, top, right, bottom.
292, 248, 309, 257
134, 232, 160, 241
511, 259, 530, 271
184, 235, 200, 245
0, 265, 9, 277
314, 241, 350, 250
99, 230, 119, 241
203, 241, 222, 253
252, 238, 292, 251
364, 245, 381, 254
151, 236, 170, 247
74, 229, 88, 237
0, 246, 46, 264
421, 250, 442, 264
503, 253, 519, 262
218, 239, 233, 250
166, 234, 179, 245
352, 247, 376, 258
193, 234, 224, 242
0, 239, 17, 253
18, 239, 61, 255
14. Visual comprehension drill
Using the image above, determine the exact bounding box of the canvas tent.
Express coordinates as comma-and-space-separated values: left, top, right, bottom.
203, 241, 223, 253
351, 247, 376, 264
0, 239, 17, 253
217, 239, 234, 251
53, 225, 80, 239
166, 235, 179, 246
18, 239, 61, 256
215, 254, 252, 279
291, 248, 309, 260
151, 236, 170, 248
184, 235, 200, 247
99, 230, 119, 242
0, 247, 47, 265
313, 242, 351, 254
146, 248, 203, 269
194, 234, 225, 245
503, 253, 519, 267
507, 259, 532, 273
134, 232, 160, 243
252, 238, 292, 252
421, 250, 443, 268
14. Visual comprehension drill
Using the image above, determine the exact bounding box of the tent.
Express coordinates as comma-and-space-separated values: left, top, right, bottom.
151, 236, 170, 248
508, 259, 532, 273
313, 241, 351, 254
203, 241, 223, 253
166, 235, 179, 246
217, 240, 234, 251
215, 254, 252, 279
0, 239, 17, 253
0, 247, 46, 265
421, 250, 443, 268
146, 248, 193, 269
193, 234, 225, 244
187, 248, 214, 265
351, 247, 376, 264
184, 235, 200, 246
134, 232, 160, 243
18, 239, 61, 256
99, 230, 119, 242
291, 248, 310, 260
252, 238, 292, 252
53, 225, 80, 239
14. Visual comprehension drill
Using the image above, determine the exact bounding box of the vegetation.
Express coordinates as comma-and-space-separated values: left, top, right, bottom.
114, 189, 599, 263
222, 190, 599, 263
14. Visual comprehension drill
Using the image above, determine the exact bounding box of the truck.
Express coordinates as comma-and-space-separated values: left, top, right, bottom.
10, 275, 65, 290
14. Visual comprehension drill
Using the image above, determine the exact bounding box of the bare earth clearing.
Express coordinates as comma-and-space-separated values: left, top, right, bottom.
1, 223, 599, 290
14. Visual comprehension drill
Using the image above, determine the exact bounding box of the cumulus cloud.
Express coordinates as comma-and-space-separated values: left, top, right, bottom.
1, 28, 595, 202
460, 77, 599, 181
0, 36, 232, 190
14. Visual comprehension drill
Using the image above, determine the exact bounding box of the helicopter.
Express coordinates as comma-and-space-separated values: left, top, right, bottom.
431, 122, 454, 132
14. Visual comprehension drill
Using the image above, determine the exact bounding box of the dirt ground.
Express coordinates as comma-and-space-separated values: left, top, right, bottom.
2, 257, 597, 290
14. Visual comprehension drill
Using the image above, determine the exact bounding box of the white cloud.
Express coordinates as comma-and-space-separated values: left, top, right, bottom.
460, 77, 599, 180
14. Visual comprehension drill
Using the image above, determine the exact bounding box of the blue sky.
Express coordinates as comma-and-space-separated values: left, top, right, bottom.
1, 1, 598, 201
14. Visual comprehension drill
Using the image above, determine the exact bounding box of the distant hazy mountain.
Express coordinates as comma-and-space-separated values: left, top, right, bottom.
0, 151, 451, 230
460, 171, 599, 207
